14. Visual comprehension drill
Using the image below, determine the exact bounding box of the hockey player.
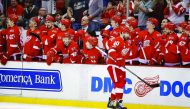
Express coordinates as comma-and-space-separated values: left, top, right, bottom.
46, 31, 81, 65
159, 22, 180, 66
1, 14, 21, 65
23, 17, 42, 61
159, 43, 181, 66
125, 17, 140, 46
54, 19, 75, 63
163, 22, 178, 45
41, 15, 59, 60
106, 36, 127, 109
105, 15, 122, 51
126, 17, 139, 35
59, 18, 71, 31
105, 16, 129, 109
56, 18, 72, 43
120, 25, 139, 65
81, 36, 102, 64
178, 25, 189, 47
106, 16, 127, 108
0, 30, 5, 61
138, 18, 161, 65
57, 18, 80, 47
101, 29, 110, 49
110, 15, 122, 38
75, 29, 89, 49
177, 22, 188, 34
178, 25, 190, 66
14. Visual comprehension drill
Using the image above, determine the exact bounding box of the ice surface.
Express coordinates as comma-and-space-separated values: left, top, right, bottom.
0, 102, 97, 109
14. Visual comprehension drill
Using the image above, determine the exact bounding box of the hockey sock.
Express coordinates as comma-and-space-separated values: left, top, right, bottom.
116, 93, 123, 100
111, 93, 116, 100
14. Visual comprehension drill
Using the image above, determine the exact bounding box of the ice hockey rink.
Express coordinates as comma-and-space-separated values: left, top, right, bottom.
0, 102, 97, 109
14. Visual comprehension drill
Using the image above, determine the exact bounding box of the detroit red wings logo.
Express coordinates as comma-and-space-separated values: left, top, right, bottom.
134, 75, 159, 97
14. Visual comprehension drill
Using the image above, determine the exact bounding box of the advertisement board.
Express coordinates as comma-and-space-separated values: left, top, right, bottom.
0, 68, 62, 91
0, 61, 190, 107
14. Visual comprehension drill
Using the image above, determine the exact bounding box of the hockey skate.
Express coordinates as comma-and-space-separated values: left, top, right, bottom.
107, 97, 116, 109
115, 100, 127, 109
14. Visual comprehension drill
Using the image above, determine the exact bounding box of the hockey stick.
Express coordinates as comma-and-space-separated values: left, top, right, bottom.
140, 46, 149, 64
95, 47, 161, 88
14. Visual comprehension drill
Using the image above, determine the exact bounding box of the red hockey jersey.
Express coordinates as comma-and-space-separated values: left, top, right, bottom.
178, 33, 189, 47
160, 44, 180, 66
107, 37, 126, 67
41, 27, 59, 55
0, 30, 5, 56
81, 48, 101, 64
138, 30, 161, 64
23, 29, 42, 61
124, 39, 139, 64
54, 40, 80, 63
4, 26, 21, 56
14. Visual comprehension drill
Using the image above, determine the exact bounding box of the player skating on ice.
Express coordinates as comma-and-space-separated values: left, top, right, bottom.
106, 15, 127, 109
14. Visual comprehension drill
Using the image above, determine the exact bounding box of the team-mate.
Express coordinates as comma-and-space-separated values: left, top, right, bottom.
159, 22, 180, 66
138, 18, 161, 65
56, 18, 72, 42
120, 25, 139, 65
164, 22, 179, 45
81, 36, 102, 64
23, 17, 42, 61
177, 22, 188, 34
101, 29, 110, 49
178, 25, 190, 66
126, 17, 140, 36
109, 15, 122, 38
105, 15, 122, 51
1, 14, 21, 65
41, 15, 59, 60
0, 30, 5, 60
46, 31, 81, 65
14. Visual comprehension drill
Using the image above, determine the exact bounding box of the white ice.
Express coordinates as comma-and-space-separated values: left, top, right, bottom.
0, 102, 97, 109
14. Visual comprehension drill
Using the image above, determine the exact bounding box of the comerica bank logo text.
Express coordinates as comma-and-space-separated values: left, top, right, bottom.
0, 68, 62, 92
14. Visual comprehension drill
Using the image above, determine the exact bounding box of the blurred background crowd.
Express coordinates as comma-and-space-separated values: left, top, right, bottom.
0, 0, 190, 67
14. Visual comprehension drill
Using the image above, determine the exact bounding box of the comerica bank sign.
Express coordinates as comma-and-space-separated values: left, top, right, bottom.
0, 68, 62, 92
